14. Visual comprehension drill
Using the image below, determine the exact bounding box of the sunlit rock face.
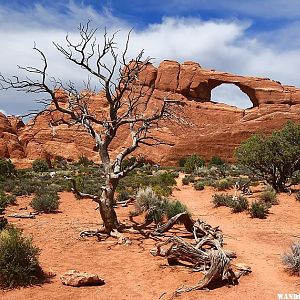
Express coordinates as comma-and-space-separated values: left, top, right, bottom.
0, 112, 25, 159
2, 60, 300, 167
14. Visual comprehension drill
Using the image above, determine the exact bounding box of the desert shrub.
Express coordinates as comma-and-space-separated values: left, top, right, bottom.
152, 185, 172, 197
209, 156, 225, 166
178, 157, 187, 167
291, 170, 300, 185
194, 181, 205, 191
215, 178, 233, 191
0, 217, 8, 230
184, 154, 205, 174
116, 190, 130, 202
295, 191, 300, 202
182, 175, 195, 185
1, 179, 15, 193
0, 159, 15, 179
230, 196, 249, 213
77, 155, 94, 167
0, 226, 43, 287
53, 156, 67, 169
182, 176, 189, 185
165, 200, 189, 220
134, 187, 165, 223
32, 159, 49, 172
212, 193, 233, 207
282, 241, 300, 276
12, 179, 40, 196
133, 187, 188, 223
152, 172, 177, 187
0, 192, 16, 210
249, 201, 269, 219
30, 189, 59, 213
259, 187, 278, 206
0, 191, 8, 209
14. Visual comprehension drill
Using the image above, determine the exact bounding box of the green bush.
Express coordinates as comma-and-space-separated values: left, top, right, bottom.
182, 176, 189, 185
53, 156, 67, 169
116, 190, 130, 202
295, 192, 300, 202
259, 187, 278, 206
0, 159, 15, 179
30, 189, 59, 213
282, 241, 300, 276
194, 181, 205, 191
184, 154, 205, 174
152, 172, 177, 187
212, 194, 233, 207
0, 217, 7, 230
178, 157, 187, 168
215, 178, 233, 191
182, 175, 195, 185
0, 192, 16, 210
230, 196, 249, 213
32, 159, 49, 172
209, 156, 225, 166
249, 201, 269, 219
133, 187, 188, 224
0, 226, 44, 287
165, 200, 189, 219
0, 191, 8, 209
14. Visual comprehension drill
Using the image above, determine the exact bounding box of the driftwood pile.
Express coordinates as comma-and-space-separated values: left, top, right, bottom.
150, 212, 251, 296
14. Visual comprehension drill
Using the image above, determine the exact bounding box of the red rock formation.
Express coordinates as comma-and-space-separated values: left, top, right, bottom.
2, 60, 300, 167
0, 113, 25, 159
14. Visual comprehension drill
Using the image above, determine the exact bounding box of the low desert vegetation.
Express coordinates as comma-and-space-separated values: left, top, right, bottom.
212, 193, 248, 213
132, 187, 189, 224
259, 187, 278, 206
249, 201, 269, 219
183, 154, 205, 174
32, 159, 50, 173
295, 191, 300, 202
194, 181, 205, 190
282, 241, 300, 276
0, 225, 44, 288
30, 189, 60, 213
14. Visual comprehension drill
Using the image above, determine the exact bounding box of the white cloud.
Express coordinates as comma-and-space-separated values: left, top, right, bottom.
0, 109, 7, 115
1, 2, 300, 115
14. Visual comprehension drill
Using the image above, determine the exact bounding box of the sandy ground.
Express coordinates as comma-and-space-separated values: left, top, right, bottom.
1, 175, 300, 300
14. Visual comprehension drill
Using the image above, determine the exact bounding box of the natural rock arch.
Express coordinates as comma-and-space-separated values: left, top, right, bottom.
208, 80, 258, 108
210, 82, 254, 109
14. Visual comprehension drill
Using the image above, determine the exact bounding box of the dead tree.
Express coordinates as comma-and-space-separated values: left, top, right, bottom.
0, 22, 183, 234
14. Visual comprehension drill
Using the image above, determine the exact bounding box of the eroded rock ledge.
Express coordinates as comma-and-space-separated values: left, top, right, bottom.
2, 60, 300, 167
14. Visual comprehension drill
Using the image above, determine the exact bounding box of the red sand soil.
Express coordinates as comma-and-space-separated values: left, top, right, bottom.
1, 174, 300, 300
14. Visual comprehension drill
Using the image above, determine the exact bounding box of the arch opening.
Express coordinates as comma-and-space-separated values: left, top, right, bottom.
210, 83, 254, 109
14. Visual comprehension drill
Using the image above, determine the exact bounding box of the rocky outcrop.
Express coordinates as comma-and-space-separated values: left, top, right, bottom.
60, 270, 105, 287
2, 60, 300, 166
0, 113, 25, 159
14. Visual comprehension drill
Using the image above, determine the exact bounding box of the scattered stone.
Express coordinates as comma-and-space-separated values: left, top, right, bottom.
60, 270, 105, 287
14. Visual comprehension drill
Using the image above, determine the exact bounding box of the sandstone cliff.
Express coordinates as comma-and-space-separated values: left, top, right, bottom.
1, 60, 300, 167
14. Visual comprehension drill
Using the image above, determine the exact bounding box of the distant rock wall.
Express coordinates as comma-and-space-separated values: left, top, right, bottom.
2, 60, 300, 167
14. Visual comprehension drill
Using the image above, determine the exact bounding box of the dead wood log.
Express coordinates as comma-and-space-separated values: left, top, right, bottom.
8, 212, 37, 219
150, 213, 250, 295
155, 212, 194, 234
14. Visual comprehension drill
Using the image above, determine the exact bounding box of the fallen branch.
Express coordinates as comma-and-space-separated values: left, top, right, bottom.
150, 213, 251, 296
8, 212, 38, 219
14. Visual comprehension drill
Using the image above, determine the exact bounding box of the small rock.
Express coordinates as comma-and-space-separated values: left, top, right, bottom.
61, 270, 105, 287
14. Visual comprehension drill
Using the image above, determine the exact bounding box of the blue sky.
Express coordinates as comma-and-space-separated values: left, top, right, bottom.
1, 0, 300, 115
